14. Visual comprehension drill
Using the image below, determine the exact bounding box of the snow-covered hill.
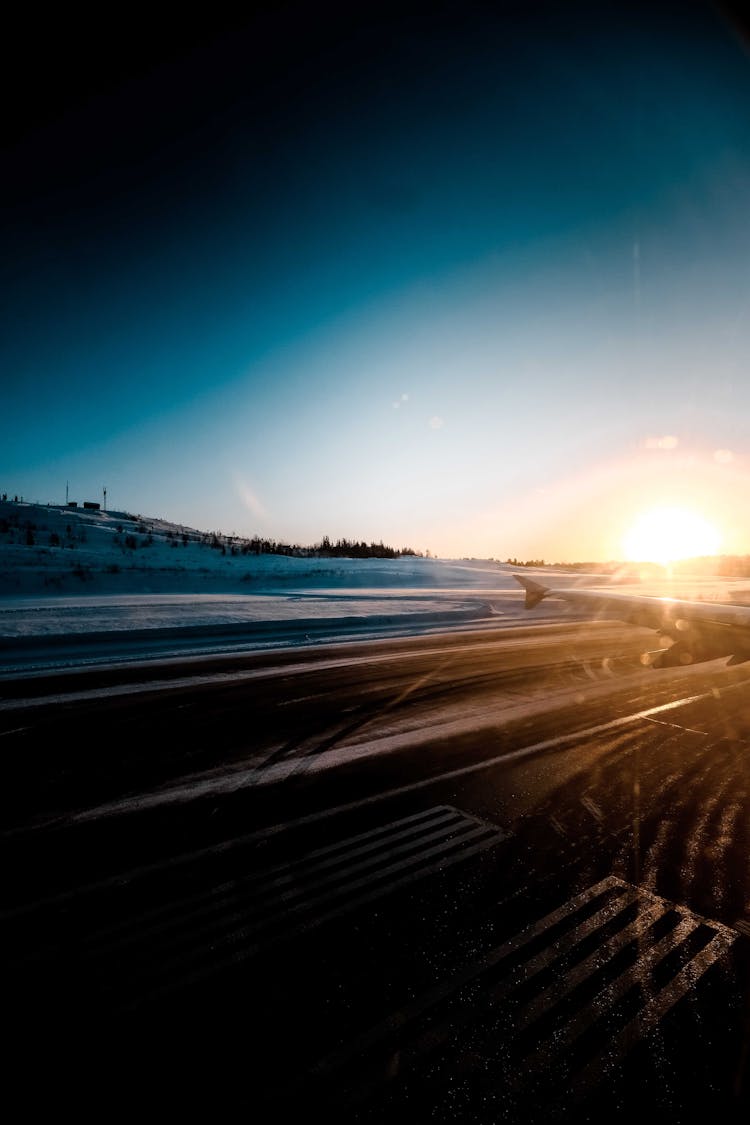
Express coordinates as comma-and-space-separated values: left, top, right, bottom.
0, 498, 503, 597
0, 500, 537, 650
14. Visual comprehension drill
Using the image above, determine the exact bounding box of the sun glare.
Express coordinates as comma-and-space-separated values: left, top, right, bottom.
622, 506, 721, 565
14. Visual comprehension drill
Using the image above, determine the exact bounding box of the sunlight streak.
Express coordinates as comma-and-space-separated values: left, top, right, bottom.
622, 507, 721, 565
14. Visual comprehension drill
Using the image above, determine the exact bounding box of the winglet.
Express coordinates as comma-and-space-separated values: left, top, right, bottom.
513, 573, 550, 610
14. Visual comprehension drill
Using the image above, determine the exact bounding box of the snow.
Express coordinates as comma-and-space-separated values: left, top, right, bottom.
1, 498, 748, 671
5, 501, 750, 821
0, 500, 544, 669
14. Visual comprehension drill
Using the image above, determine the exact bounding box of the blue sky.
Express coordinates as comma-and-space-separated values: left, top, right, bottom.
4, 1, 750, 560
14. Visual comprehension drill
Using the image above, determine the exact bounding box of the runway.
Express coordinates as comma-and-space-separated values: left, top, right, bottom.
3, 619, 750, 1119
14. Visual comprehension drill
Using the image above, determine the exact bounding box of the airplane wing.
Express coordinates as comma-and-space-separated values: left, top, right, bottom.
512, 573, 750, 668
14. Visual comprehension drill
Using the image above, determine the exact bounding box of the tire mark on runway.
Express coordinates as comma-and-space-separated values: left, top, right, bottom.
25, 689, 724, 837
706, 800, 744, 913
602, 736, 750, 926
260, 659, 587, 768
679, 774, 735, 901
510, 724, 748, 925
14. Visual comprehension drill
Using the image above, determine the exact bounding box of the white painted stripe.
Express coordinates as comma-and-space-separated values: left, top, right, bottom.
76, 808, 465, 950
643, 716, 708, 735
0, 688, 717, 928
516, 898, 666, 1031
400, 887, 640, 1069
510, 914, 702, 1097
249, 805, 457, 882
62, 692, 708, 825
162, 823, 497, 949
580, 795, 604, 823
297, 877, 737, 1110
123, 829, 507, 1008
569, 928, 735, 1099
90, 817, 500, 963
0, 631, 582, 710
302, 878, 627, 1087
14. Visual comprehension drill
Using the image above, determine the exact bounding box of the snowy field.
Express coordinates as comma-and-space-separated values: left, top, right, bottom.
1, 499, 748, 671
0, 500, 552, 640
0, 501, 547, 669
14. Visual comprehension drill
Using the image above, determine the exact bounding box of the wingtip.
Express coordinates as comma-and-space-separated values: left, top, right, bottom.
512, 573, 550, 610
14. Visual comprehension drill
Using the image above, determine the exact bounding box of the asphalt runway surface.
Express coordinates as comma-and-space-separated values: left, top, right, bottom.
3, 618, 750, 1120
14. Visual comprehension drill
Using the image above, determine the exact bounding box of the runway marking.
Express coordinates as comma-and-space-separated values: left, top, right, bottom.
297, 876, 736, 1113
643, 716, 707, 735
72, 806, 508, 1008
7, 683, 737, 942
0, 629, 591, 710
5, 685, 729, 924
580, 795, 604, 823
59, 690, 710, 826
81, 807, 493, 952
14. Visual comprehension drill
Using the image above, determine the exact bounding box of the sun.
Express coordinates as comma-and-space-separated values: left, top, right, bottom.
622, 506, 721, 565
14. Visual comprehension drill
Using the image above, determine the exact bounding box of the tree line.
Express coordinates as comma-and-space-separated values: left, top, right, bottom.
218, 534, 422, 559
159, 525, 422, 559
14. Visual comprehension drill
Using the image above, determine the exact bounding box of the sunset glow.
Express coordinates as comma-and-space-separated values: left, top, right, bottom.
622, 507, 721, 565
4, 4, 750, 562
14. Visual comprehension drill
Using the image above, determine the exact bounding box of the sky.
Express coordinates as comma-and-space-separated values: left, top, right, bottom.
4, 0, 750, 562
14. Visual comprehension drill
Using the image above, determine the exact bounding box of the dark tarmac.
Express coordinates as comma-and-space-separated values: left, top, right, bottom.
3, 620, 750, 1119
